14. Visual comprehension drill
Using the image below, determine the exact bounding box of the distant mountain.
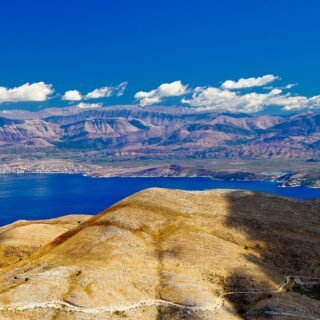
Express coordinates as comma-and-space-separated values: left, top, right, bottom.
0, 188, 319, 319
0, 106, 320, 159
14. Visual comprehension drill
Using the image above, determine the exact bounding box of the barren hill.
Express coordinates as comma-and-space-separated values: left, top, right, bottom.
0, 188, 319, 319
0, 214, 92, 268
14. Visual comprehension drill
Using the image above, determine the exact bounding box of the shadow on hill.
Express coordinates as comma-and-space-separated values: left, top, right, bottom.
222, 191, 320, 318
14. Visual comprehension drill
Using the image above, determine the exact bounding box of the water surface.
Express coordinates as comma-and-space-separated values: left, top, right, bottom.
1, 174, 320, 226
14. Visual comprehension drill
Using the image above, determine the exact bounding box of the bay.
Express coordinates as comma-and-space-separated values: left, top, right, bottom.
1, 174, 320, 226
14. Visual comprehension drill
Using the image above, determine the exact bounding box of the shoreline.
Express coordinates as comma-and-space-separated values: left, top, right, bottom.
1, 171, 319, 189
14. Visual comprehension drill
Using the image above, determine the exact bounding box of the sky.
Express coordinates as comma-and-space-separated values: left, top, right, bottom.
0, 0, 320, 113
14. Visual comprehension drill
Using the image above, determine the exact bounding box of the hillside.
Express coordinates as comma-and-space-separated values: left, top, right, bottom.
0, 188, 319, 319
1, 106, 320, 160
0, 215, 92, 268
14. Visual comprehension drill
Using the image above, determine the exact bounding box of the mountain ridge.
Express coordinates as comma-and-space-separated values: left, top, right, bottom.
1, 106, 320, 160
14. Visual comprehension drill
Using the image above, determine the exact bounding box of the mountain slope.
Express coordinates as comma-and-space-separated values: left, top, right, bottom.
0, 188, 319, 319
0, 215, 91, 268
1, 106, 320, 159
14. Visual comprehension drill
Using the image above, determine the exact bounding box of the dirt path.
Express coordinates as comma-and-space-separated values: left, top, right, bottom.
0, 276, 318, 318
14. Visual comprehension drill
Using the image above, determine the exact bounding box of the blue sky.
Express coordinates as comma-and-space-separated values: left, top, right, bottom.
0, 0, 320, 113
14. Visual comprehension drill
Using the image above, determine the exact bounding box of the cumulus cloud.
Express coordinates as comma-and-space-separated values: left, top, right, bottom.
86, 87, 113, 99
0, 82, 53, 103
182, 85, 320, 113
182, 87, 281, 113
86, 81, 128, 99
62, 82, 128, 102
135, 80, 189, 106
76, 102, 102, 109
221, 74, 279, 90
282, 83, 297, 90
62, 90, 82, 101
269, 93, 320, 111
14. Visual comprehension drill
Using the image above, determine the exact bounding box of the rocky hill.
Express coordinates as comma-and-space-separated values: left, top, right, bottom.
1, 106, 320, 160
0, 188, 319, 319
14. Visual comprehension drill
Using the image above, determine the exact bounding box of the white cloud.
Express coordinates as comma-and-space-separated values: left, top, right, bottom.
76, 102, 102, 109
86, 87, 113, 99
133, 76, 320, 112
182, 85, 320, 113
86, 81, 128, 99
0, 82, 53, 103
116, 81, 128, 97
269, 93, 320, 111
264, 83, 297, 90
282, 83, 297, 90
183, 87, 281, 113
221, 74, 279, 90
62, 90, 82, 101
62, 82, 128, 102
135, 80, 189, 106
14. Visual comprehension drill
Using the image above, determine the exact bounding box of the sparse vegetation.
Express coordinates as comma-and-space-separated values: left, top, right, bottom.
202, 272, 225, 286
113, 310, 128, 317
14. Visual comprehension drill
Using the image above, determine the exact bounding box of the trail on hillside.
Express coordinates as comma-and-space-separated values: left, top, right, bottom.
1, 275, 318, 319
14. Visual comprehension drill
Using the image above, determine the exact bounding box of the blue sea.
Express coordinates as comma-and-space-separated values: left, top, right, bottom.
1, 174, 320, 226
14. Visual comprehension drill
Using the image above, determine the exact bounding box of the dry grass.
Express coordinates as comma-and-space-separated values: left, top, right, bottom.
0, 188, 319, 319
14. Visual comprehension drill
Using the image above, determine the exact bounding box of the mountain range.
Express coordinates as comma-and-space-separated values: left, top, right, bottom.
1, 106, 320, 160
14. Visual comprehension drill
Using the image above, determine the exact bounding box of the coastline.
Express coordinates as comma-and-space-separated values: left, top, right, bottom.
1, 170, 319, 189
2, 158, 320, 188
